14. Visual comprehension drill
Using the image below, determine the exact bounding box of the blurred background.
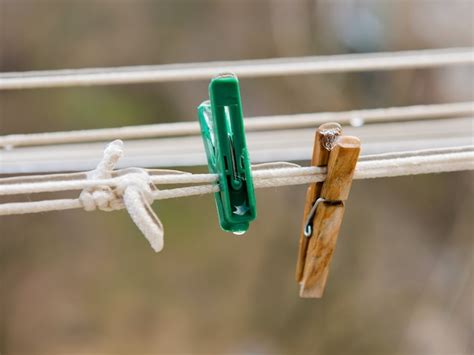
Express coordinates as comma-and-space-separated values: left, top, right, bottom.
0, 0, 473, 354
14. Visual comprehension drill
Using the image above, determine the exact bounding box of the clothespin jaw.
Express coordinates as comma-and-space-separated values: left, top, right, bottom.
198, 73, 256, 235
296, 123, 360, 298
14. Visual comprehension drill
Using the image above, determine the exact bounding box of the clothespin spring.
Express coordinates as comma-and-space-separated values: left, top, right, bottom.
303, 197, 344, 237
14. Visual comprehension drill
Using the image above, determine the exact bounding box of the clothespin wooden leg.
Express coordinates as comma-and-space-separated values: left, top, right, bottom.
298, 129, 360, 298
295, 123, 342, 282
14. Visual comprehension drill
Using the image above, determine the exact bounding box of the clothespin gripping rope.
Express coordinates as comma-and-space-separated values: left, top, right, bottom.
296, 124, 361, 298
296, 123, 342, 283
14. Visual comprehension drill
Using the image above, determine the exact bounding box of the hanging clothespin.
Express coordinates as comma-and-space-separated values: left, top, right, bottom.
296, 123, 360, 298
198, 73, 256, 235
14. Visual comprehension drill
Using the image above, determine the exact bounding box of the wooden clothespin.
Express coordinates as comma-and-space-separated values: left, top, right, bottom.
296, 123, 360, 298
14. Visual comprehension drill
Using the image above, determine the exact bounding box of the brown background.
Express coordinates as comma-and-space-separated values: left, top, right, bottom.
0, 1, 473, 354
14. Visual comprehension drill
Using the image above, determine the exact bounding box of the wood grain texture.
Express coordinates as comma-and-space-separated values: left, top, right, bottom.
295, 123, 341, 282
299, 135, 360, 298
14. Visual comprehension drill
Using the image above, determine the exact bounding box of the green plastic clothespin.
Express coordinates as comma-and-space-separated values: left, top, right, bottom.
198, 73, 256, 235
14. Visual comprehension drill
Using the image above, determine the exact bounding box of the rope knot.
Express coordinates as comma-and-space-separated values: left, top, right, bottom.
79, 140, 125, 212
78, 140, 164, 252
79, 186, 123, 212
115, 169, 155, 206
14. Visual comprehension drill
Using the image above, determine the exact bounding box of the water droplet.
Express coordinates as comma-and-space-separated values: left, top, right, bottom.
233, 230, 246, 236
350, 116, 365, 127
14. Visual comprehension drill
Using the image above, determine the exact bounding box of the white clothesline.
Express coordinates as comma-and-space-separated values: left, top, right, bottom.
0, 145, 470, 186
2, 140, 472, 252
1, 48, 472, 90
2, 116, 472, 174
1, 145, 472, 211
1, 102, 472, 149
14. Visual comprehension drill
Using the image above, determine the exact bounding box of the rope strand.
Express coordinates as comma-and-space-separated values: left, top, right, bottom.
1, 48, 473, 90
1, 146, 472, 216
1, 146, 471, 197
1, 114, 472, 176
1, 102, 472, 148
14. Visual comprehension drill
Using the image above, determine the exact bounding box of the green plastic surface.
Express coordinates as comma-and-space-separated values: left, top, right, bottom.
198, 74, 256, 235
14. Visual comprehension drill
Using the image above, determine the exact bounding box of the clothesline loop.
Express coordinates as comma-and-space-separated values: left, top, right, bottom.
77, 140, 164, 252
80, 139, 124, 211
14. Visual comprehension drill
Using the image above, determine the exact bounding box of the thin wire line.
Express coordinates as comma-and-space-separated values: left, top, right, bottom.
1, 48, 473, 90
1, 102, 472, 148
